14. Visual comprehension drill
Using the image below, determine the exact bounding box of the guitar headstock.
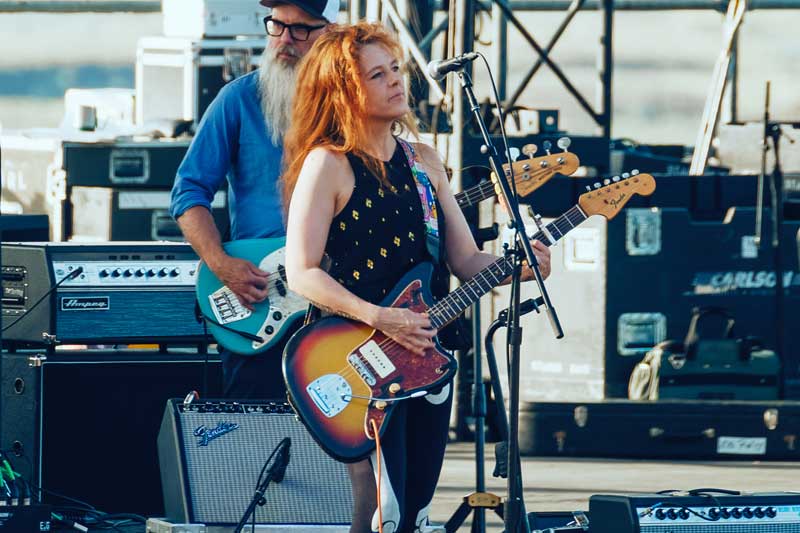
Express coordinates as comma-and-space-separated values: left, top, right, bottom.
578, 171, 656, 220
498, 137, 580, 197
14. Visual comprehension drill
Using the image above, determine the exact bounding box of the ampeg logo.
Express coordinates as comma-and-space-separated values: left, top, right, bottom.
194, 421, 239, 446
60, 296, 110, 311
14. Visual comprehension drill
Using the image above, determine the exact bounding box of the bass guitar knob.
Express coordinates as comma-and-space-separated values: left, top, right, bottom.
374, 401, 388, 410
389, 383, 401, 395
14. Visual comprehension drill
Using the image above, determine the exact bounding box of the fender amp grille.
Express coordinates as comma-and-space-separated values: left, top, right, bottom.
157, 399, 353, 526
590, 492, 800, 533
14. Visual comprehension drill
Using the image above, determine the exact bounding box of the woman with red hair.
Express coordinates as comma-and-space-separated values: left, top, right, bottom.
282, 21, 550, 533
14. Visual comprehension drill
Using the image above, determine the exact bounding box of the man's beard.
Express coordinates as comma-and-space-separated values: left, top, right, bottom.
258, 45, 299, 146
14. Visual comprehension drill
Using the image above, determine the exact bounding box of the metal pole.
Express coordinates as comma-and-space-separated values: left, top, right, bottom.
599, 0, 614, 138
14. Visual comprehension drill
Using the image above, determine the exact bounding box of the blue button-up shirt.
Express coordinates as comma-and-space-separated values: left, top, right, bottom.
170, 70, 286, 240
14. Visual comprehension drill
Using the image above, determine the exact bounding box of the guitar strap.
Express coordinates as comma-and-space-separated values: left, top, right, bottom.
397, 138, 442, 264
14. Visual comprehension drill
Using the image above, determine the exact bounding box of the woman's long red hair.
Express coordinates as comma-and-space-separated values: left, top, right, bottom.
281, 21, 418, 208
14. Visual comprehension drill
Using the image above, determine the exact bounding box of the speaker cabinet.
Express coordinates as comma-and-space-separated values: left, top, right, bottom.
157, 399, 353, 527
0, 349, 222, 516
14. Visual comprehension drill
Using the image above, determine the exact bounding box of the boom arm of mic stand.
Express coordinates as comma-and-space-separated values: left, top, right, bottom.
456, 69, 563, 339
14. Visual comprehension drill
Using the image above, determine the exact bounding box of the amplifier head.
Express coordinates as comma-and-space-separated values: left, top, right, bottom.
590, 492, 800, 533
1, 242, 209, 347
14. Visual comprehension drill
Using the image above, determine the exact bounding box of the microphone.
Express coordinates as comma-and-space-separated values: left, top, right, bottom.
426, 52, 480, 81
271, 438, 291, 483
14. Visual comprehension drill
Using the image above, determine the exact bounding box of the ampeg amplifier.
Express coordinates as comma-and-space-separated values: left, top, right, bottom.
589, 492, 800, 533
1, 242, 210, 347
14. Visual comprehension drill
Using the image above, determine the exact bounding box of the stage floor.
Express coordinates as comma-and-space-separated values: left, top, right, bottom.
430, 442, 800, 531
49, 442, 800, 532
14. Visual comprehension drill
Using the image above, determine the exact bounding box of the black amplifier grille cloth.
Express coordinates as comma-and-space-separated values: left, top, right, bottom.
179, 411, 353, 524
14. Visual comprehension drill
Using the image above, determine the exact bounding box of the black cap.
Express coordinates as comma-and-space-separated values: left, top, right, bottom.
259, 0, 338, 23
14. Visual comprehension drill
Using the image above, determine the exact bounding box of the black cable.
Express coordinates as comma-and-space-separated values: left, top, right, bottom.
200, 313, 263, 342
476, 52, 520, 201
688, 487, 741, 496
200, 319, 210, 399
2, 266, 83, 332
24, 479, 97, 511
235, 437, 289, 532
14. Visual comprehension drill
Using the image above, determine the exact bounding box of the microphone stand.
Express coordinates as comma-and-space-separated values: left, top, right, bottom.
234, 438, 290, 533
455, 67, 564, 533
755, 81, 789, 396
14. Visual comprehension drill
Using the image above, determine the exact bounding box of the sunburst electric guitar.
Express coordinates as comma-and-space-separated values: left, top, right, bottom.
283, 172, 656, 462
195, 151, 579, 355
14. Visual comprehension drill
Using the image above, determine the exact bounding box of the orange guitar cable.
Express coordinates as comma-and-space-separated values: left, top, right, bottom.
370, 418, 384, 533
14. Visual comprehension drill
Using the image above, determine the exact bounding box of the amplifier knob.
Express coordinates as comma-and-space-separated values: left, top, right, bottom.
709, 508, 720, 520
158, 268, 169, 277
766, 507, 777, 518
654, 509, 666, 520
720, 508, 731, 519
111, 269, 122, 278
678, 509, 689, 520
742, 508, 753, 519
170, 268, 181, 277
754, 507, 765, 518
147, 269, 156, 277
123, 269, 133, 277
135, 268, 145, 277
99, 269, 110, 278
666, 509, 677, 520
731, 508, 742, 519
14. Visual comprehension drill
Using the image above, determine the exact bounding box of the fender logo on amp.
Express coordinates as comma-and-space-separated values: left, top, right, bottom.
60, 296, 110, 311
194, 421, 240, 446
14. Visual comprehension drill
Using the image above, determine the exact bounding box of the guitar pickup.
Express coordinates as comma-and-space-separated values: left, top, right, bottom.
275, 279, 287, 297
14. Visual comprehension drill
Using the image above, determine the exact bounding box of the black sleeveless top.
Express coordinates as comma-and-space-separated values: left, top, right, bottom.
325, 141, 447, 305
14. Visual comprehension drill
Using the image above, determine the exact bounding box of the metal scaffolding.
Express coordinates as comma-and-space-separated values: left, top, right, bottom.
5, 0, 799, 173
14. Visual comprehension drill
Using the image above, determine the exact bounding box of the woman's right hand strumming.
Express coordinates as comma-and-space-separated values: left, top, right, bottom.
369, 307, 437, 356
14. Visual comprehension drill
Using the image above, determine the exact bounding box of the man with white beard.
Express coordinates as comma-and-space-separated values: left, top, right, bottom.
170, 0, 337, 399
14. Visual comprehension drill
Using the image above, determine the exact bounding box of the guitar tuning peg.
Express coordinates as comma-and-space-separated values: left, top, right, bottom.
522, 143, 538, 158
542, 140, 552, 155
612, 175, 621, 182
631, 169, 640, 176
603, 178, 611, 185
509, 147, 521, 161
556, 137, 571, 152
593, 182, 601, 189
621, 172, 630, 179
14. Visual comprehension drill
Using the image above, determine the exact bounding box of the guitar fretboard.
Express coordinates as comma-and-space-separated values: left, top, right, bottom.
454, 180, 497, 209
528, 205, 587, 247
427, 203, 588, 329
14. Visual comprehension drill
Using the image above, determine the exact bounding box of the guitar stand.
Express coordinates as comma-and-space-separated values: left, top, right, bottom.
445, 492, 504, 532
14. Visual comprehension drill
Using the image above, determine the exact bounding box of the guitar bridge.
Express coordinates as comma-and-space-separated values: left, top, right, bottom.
209, 286, 251, 324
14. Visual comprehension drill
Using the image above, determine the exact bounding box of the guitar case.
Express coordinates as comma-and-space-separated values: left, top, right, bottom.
518, 399, 800, 460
